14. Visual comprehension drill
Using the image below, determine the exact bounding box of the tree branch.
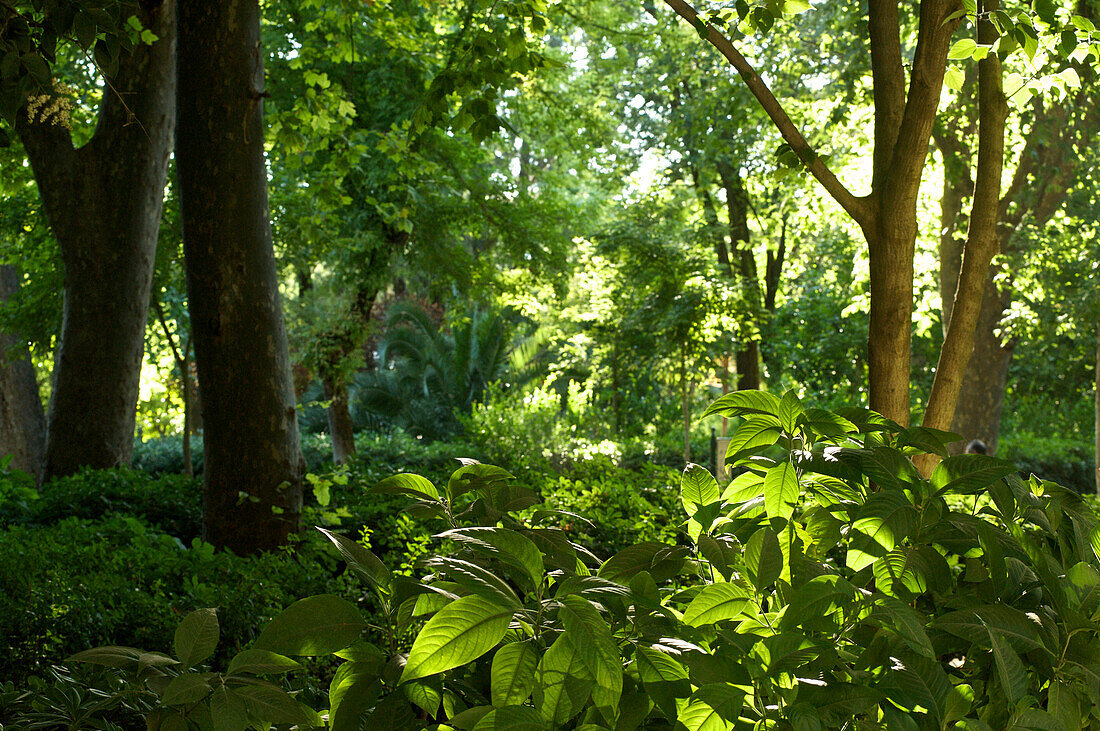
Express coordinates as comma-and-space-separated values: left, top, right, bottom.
661, 0, 871, 228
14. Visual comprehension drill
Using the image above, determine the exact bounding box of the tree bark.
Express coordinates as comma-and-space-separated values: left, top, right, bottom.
951, 279, 1013, 453
918, 0, 1007, 448
177, 0, 304, 554
717, 159, 762, 391
0, 266, 45, 481
18, 0, 176, 480
322, 377, 355, 465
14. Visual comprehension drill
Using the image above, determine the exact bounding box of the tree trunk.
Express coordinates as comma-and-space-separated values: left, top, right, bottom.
951, 278, 1012, 454
0, 266, 45, 481
18, 0, 176, 480
322, 377, 356, 465
177, 0, 304, 554
718, 159, 763, 391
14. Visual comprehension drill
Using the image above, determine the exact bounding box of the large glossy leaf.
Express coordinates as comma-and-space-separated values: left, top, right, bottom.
559, 595, 622, 719
174, 608, 219, 669
374, 473, 439, 501
682, 583, 751, 627
424, 556, 523, 609
764, 462, 798, 521
744, 526, 782, 590
233, 681, 323, 726
329, 661, 383, 731
702, 390, 782, 419
67, 646, 178, 670
721, 471, 765, 503
471, 705, 549, 730
858, 446, 922, 491
777, 391, 804, 435
931, 455, 1016, 496
226, 649, 301, 676
161, 673, 213, 706
681, 463, 721, 513
990, 632, 1028, 704
441, 527, 544, 590
847, 492, 918, 572
401, 594, 513, 683
492, 642, 538, 707
599, 542, 687, 585
254, 595, 365, 656
209, 686, 248, 731
317, 527, 393, 598
448, 463, 514, 501
895, 426, 962, 458
886, 654, 950, 723
725, 417, 783, 459
534, 634, 592, 725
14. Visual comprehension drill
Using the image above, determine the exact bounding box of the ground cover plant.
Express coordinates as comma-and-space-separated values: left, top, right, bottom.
9, 392, 1100, 729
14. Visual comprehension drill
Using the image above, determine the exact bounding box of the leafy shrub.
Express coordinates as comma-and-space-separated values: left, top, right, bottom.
55, 392, 1100, 730
0, 515, 339, 686
132, 435, 205, 476
12, 468, 203, 540
1000, 432, 1095, 495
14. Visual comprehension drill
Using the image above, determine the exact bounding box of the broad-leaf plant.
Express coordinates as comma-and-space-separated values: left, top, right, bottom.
62, 392, 1100, 729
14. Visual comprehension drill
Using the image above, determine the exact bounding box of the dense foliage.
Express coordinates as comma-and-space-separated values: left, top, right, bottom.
6, 394, 1100, 729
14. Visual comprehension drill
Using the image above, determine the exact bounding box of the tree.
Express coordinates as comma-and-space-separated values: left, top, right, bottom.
176, 0, 304, 553
17, 0, 175, 480
660, 0, 1100, 443
0, 265, 45, 480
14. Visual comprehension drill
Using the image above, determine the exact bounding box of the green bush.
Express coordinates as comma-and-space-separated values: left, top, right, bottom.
0, 515, 340, 686
15, 468, 203, 540
1000, 432, 1096, 495
47, 392, 1100, 730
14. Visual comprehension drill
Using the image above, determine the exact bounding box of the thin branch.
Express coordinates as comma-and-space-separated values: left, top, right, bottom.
661, 0, 871, 228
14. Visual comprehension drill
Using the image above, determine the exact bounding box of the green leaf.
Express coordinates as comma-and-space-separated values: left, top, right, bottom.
778, 390, 804, 433
744, 526, 782, 590
425, 556, 523, 609
721, 471, 765, 503
599, 542, 688, 585
226, 649, 301, 676
233, 681, 323, 726
847, 492, 918, 571
401, 594, 513, 683
702, 390, 782, 419
317, 527, 392, 598
374, 473, 439, 501
682, 583, 751, 627
679, 684, 744, 730
472, 705, 550, 730
534, 634, 592, 725
209, 686, 248, 731
725, 416, 783, 458
931, 455, 1015, 496
948, 38, 978, 59
174, 608, 219, 669
161, 673, 213, 706
764, 461, 799, 520
67, 646, 178, 670
329, 662, 382, 731
254, 595, 365, 656
559, 595, 623, 718
990, 631, 1028, 704
681, 463, 721, 513
441, 527, 544, 590
448, 462, 514, 501
944, 65, 965, 91
492, 642, 538, 707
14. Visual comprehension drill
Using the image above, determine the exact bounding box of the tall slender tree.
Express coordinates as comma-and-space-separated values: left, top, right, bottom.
176, 0, 304, 553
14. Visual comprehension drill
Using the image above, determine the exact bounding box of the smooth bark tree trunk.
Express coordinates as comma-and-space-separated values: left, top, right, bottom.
18, 0, 175, 480
718, 160, 763, 391
322, 378, 355, 465
950, 278, 1012, 454
177, 0, 304, 554
0, 266, 46, 481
